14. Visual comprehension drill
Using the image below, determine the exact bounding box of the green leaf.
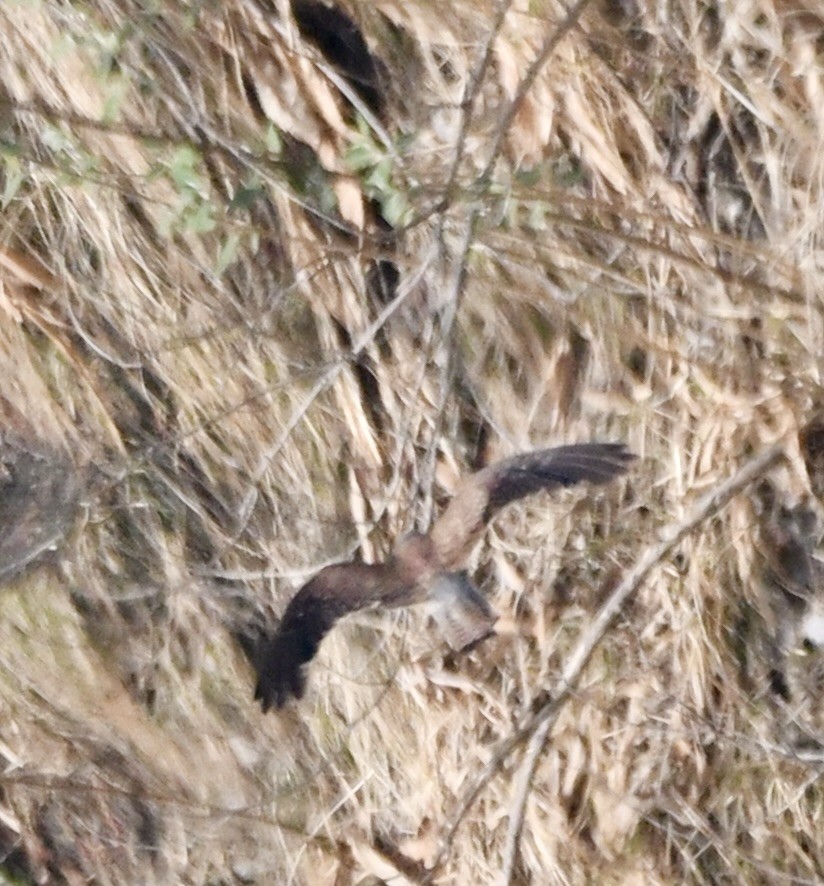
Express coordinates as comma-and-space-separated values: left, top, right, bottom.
264, 123, 283, 154
101, 73, 129, 124
185, 200, 216, 234
380, 191, 412, 227
216, 232, 241, 275
229, 185, 265, 213
1, 154, 25, 208
346, 140, 379, 173
168, 145, 204, 192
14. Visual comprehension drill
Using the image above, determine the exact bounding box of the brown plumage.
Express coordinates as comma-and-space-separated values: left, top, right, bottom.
759, 501, 824, 642
0, 442, 81, 582
801, 414, 824, 505
253, 442, 635, 711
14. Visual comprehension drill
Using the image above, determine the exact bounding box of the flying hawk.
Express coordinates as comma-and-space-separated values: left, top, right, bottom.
254, 442, 635, 711
758, 495, 824, 643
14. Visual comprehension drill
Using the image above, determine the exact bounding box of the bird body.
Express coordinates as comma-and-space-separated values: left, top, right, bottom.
254, 442, 634, 711
427, 571, 498, 652
758, 500, 824, 651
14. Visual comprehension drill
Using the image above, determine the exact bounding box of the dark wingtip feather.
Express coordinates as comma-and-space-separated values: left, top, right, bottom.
484, 442, 636, 518
252, 569, 359, 712
254, 651, 307, 712
554, 442, 637, 484
253, 618, 320, 712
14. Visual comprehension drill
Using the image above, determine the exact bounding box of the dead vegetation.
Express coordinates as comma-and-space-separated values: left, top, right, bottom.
1, 0, 823, 882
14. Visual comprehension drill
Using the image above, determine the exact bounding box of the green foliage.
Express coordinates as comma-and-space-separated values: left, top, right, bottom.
215, 230, 241, 275
0, 148, 24, 208
346, 124, 412, 226
151, 144, 218, 237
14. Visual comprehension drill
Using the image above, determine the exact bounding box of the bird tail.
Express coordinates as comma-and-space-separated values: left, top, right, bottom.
429, 572, 497, 651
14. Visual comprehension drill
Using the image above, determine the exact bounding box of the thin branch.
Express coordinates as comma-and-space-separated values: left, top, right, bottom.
234, 243, 438, 536
404, 0, 592, 235
437, 0, 515, 210
417, 215, 480, 531
430, 443, 786, 881
500, 711, 552, 882
481, 0, 595, 182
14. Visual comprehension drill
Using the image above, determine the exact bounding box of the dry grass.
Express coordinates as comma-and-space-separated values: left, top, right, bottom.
1, 0, 824, 882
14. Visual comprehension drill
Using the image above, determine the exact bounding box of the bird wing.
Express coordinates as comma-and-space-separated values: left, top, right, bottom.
429, 442, 634, 570
755, 501, 823, 674
428, 572, 497, 651
254, 561, 403, 711
761, 505, 818, 607
800, 415, 824, 504
0, 446, 81, 581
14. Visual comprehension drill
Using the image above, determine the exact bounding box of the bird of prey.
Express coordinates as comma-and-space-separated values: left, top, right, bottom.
254, 442, 635, 711
0, 439, 81, 582
758, 497, 824, 647
800, 414, 824, 505
745, 482, 824, 741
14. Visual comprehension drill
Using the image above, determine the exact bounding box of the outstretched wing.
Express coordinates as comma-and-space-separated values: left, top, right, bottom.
759, 503, 818, 614
0, 446, 81, 582
800, 414, 824, 504
430, 442, 634, 570
254, 562, 398, 712
428, 572, 497, 651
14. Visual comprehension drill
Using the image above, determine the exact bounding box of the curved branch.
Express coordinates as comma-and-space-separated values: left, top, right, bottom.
430, 443, 785, 882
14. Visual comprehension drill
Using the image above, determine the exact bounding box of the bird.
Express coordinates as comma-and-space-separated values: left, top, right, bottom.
758, 498, 824, 648
800, 413, 824, 505
0, 439, 81, 582
253, 442, 635, 711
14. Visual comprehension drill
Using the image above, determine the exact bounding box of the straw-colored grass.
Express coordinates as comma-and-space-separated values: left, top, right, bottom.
1, 0, 823, 882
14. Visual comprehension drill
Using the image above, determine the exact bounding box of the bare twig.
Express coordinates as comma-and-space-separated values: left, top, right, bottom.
235, 243, 437, 536
407, 0, 592, 235
431, 443, 786, 881
500, 711, 552, 882
437, 0, 514, 210
417, 216, 479, 532
481, 0, 595, 182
